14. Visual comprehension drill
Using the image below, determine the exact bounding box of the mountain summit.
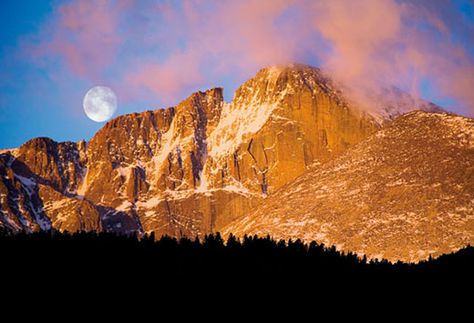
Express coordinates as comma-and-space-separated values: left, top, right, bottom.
1, 65, 381, 235
1, 64, 470, 262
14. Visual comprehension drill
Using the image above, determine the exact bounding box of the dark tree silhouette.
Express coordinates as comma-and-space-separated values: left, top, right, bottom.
0, 227, 472, 293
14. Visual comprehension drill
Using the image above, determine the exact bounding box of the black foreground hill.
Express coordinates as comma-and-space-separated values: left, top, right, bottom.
1, 229, 473, 292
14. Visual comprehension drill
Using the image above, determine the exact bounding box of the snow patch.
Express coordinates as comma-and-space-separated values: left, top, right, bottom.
116, 200, 133, 212
196, 170, 208, 193
136, 196, 164, 209
152, 120, 178, 170
441, 114, 474, 147
14, 175, 52, 230
207, 101, 277, 161
221, 184, 252, 196
14, 175, 36, 195
136, 183, 255, 211
44, 199, 72, 211
208, 101, 285, 162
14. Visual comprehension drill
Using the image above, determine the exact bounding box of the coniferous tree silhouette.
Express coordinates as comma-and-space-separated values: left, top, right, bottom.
0, 228, 472, 291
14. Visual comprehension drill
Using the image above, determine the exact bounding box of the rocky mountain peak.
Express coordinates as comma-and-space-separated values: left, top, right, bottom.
234, 64, 340, 105
0, 64, 380, 236
3, 63, 466, 260
15, 137, 85, 194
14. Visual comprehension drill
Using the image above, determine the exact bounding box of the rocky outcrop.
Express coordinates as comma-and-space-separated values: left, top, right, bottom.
202, 65, 379, 196
15, 137, 87, 194
0, 140, 99, 233
223, 111, 474, 262
1, 64, 437, 239
0, 154, 50, 232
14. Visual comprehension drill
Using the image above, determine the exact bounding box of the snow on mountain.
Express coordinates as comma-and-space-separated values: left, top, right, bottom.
223, 111, 474, 262
1, 64, 465, 261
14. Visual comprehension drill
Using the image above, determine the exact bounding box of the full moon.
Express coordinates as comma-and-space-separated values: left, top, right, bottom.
83, 86, 118, 122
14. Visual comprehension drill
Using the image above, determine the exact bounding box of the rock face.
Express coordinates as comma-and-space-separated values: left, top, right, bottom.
223, 111, 474, 262
0, 65, 381, 236
15, 137, 87, 194
0, 140, 100, 232
0, 64, 440, 243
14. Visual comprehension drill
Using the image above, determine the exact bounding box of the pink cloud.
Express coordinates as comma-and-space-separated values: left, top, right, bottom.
34, 0, 123, 79
126, 51, 204, 104
123, 0, 474, 113
125, 0, 302, 102
27, 0, 474, 114
307, 0, 474, 114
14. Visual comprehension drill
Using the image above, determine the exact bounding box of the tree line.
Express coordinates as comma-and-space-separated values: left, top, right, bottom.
0, 228, 472, 290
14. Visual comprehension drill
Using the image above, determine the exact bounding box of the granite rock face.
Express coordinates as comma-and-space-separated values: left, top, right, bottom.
2, 64, 438, 242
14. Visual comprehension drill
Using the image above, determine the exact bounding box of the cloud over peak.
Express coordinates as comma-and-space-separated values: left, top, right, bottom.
26, 0, 474, 115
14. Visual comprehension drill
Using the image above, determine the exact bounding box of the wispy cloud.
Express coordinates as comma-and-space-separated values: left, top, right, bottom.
30, 0, 123, 79
26, 0, 474, 114
310, 0, 474, 113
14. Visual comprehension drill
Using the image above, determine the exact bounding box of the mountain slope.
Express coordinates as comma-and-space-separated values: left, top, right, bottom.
79, 64, 381, 236
0, 142, 101, 232
0, 64, 440, 238
223, 111, 474, 262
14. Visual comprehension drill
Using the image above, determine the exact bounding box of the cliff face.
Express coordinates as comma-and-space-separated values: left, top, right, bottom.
83, 64, 379, 236
1, 64, 428, 238
223, 111, 474, 262
202, 66, 379, 195
0, 141, 100, 233
15, 137, 87, 194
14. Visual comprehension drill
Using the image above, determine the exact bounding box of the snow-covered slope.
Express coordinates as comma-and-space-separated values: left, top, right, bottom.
223, 111, 474, 262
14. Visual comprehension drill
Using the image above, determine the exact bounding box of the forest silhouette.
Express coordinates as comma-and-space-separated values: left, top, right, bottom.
1, 228, 473, 291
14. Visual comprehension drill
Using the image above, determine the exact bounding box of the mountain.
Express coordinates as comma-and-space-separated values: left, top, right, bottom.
0, 139, 101, 232
223, 111, 474, 262
0, 64, 449, 243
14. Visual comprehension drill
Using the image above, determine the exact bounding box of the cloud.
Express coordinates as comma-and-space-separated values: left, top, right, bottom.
124, 0, 310, 104
27, 0, 474, 114
126, 51, 203, 103
31, 0, 123, 79
309, 0, 474, 114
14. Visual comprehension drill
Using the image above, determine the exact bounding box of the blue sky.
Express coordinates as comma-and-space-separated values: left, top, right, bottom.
0, 1, 100, 148
0, 1, 253, 149
0, 0, 473, 149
